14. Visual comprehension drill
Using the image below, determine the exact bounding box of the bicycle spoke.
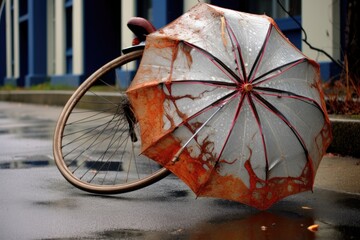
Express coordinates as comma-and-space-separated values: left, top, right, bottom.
53, 50, 169, 194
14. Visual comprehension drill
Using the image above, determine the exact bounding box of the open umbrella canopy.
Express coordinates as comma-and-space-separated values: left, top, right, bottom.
126, 3, 332, 210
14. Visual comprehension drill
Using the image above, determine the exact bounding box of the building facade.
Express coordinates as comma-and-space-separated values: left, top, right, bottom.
0, 0, 345, 87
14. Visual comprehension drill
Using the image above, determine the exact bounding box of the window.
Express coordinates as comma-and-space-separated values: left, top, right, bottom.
19, 0, 28, 18
247, 0, 301, 19
137, 0, 153, 21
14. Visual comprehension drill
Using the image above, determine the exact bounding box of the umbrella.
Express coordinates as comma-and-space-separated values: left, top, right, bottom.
126, 3, 332, 210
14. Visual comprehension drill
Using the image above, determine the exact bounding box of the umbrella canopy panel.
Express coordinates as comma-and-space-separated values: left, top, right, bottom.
127, 3, 332, 210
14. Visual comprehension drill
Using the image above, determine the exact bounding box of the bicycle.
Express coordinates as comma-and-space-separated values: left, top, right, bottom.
53, 17, 170, 194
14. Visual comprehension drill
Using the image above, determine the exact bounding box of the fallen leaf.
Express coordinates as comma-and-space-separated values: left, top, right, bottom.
307, 224, 319, 232
302, 206, 312, 210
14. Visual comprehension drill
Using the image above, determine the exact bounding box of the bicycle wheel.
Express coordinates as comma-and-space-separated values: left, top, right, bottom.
53, 49, 170, 194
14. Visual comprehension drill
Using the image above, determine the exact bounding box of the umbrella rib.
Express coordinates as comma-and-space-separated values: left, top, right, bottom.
248, 25, 273, 83
139, 89, 238, 155
224, 18, 247, 83
247, 94, 270, 179
182, 41, 241, 84
169, 79, 237, 88
253, 87, 325, 114
196, 93, 246, 196
170, 105, 225, 164
181, 90, 239, 125
252, 92, 310, 162
214, 93, 246, 164
252, 58, 306, 85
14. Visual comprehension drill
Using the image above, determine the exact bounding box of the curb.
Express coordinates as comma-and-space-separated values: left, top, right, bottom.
0, 90, 73, 106
328, 117, 360, 158
1, 90, 359, 158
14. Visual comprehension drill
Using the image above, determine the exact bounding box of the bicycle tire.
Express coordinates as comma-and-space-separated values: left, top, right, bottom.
53, 49, 170, 194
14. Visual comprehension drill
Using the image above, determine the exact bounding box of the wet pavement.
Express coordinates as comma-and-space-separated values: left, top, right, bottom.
0, 101, 360, 240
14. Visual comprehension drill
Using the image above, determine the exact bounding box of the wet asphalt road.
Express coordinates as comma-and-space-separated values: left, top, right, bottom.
0, 101, 360, 240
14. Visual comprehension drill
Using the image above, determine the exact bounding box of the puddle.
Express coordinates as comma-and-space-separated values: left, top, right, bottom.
97, 229, 149, 239
187, 211, 360, 240
336, 197, 360, 210
16, 125, 55, 139
1, 123, 55, 140
0, 155, 54, 169
91, 228, 187, 240
88, 212, 360, 240
33, 198, 78, 209
0, 114, 55, 140
167, 189, 189, 198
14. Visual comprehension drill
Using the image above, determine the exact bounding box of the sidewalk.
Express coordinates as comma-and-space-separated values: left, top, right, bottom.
315, 154, 360, 194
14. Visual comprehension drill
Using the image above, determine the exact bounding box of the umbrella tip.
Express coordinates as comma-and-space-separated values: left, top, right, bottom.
242, 83, 253, 92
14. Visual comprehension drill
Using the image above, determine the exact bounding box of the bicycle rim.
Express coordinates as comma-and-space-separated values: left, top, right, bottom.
53, 50, 170, 194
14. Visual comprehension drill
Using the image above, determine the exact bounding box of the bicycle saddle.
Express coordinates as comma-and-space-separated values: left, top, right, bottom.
127, 17, 156, 44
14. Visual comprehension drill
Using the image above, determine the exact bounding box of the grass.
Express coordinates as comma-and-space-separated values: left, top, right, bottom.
0, 82, 76, 91
323, 78, 360, 116
0, 82, 125, 92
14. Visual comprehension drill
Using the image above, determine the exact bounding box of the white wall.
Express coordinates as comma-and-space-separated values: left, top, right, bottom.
47, 0, 55, 75
121, 1, 135, 70
72, 0, 83, 75
121, 1, 135, 50
302, 0, 340, 62
5, 0, 13, 78
48, 0, 83, 75
184, 0, 202, 11
5, 0, 20, 79
54, 0, 66, 74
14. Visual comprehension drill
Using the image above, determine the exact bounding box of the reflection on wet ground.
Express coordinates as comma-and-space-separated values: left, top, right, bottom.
90, 211, 360, 240
0, 155, 54, 169
195, 212, 316, 240
0, 115, 55, 140
33, 198, 78, 209
0, 103, 56, 165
